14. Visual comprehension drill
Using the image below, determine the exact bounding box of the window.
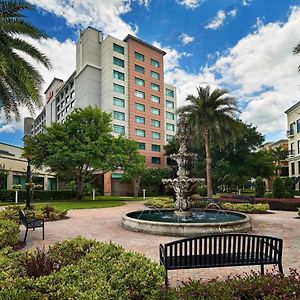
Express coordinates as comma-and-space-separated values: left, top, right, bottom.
291, 162, 295, 175
113, 70, 125, 81
151, 107, 160, 115
298, 140, 300, 154
166, 123, 175, 131
135, 90, 145, 99
151, 71, 160, 80
166, 134, 174, 142
152, 131, 161, 139
166, 111, 175, 120
297, 120, 300, 133
166, 100, 174, 109
152, 157, 161, 164
135, 103, 145, 112
113, 111, 125, 121
135, 64, 144, 74
134, 51, 144, 61
135, 116, 145, 124
113, 124, 125, 134
113, 83, 125, 94
151, 144, 161, 152
136, 129, 145, 137
113, 57, 124, 67
113, 43, 124, 54
151, 119, 160, 127
166, 88, 174, 97
151, 59, 159, 68
135, 77, 145, 86
138, 142, 146, 150
70, 91, 75, 99
151, 83, 160, 91
151, 95, 160, 103
113, 97, 125, 107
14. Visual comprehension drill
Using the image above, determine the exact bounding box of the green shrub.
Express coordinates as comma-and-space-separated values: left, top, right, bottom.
0, 219, 19, 249
197, 185, 207, 197
272, 177, 285, 198
144, 197, 174, 208
255, 176, 265, 197
221, 202, 269, 213
298, 208, 300, 217
284, 177, 295, 198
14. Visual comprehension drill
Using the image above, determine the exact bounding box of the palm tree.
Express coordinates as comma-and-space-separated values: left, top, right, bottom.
294, 41, 300, 71
271, 146, 288, 176
177, 85, 243, 198
0, 1, 52, 120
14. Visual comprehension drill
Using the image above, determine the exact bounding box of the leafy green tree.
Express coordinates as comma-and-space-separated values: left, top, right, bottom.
121, 154, 145, 198
255, 176, 265, 197
284, 177, 294, 198
0, 1, 52, 120
23, 107, 139, 199
272, 177, 285, 198
294, 41, 300, 71
177, 86, 244, 198
271, 146, 288, 176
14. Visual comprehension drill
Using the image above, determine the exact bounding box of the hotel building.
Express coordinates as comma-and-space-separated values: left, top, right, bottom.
33, 27, 177, 195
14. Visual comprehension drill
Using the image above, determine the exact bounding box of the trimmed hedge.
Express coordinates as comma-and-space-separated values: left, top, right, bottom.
0, 219, 19, 249
0, 190, 76, 202
144, 197, 174, 208
221, 203, 269, 214
0, 237, 165, 299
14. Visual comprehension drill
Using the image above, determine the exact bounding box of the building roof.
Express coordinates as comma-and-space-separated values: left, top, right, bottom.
123, 34, 166, 56
55, 71, 76, 95
44, 78, 64, 94
0, 141, 23, 150
284, 100, 300, 114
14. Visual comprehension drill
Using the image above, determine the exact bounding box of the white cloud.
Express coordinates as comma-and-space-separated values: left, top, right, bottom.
0, 123, 16, 134
242, 0, 252, 6
179, 33, 195, 45
176, 0, 202, 9
26, 0, 147, 38
205, 9, 237, 30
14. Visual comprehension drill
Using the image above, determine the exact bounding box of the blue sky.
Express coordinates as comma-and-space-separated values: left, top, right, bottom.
1, 0, 300, 147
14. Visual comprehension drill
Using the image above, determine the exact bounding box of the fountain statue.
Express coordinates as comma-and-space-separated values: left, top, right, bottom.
162, 113, 204, 216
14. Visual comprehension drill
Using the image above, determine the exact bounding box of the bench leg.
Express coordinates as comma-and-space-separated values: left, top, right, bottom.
42, 225, 45, 240
260, 264, 264, 275
24, 228, 28, 244
278, 263, 284, 274
165, 270, 169, 287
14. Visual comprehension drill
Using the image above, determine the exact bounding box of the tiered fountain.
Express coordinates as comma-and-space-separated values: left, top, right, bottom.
122, 115, 252, 237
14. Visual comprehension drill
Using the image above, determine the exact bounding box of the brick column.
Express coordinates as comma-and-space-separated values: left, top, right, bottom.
104, 172, 112, 196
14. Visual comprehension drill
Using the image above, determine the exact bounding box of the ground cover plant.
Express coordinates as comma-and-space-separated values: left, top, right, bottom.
0, 237, 165, 299
144, 197, 174, 208
221, 202, 270, 214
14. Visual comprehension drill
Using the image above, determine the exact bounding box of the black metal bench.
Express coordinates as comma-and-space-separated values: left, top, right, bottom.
160, 234, 283, 285
19, 210, 45, 244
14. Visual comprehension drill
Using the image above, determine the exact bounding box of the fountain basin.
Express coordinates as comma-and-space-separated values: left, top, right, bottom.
122, 209, 252, 237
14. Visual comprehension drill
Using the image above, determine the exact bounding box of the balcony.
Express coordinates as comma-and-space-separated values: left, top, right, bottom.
287, 130, 295, 137
288, 150, 295, 158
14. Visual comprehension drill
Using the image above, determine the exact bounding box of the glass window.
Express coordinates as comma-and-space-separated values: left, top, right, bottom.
113, 43, 124, 54
151, 59, 160, 68
151, 95, 160, 103
151, 119, 160, 127
151, 144, 161, 152
135, 90, 145, 99
166, 100, 174, 109
151, 107, 160, 115
166, 111, 175, 120
151, 83, 160, 91
70, 91, 75, 99
113, 56, 124, 67
135, 77, 145, 86
136, 129, 145, 137
113, 70, 125, 81
134, 51, 144, 61
291, 162, 295, 175
152, 131, 161, 139
297, 120, 300, 133
166, 123, 175, 131
113, 124, 125, 134
166, 134, 174, 142
113, 83, 125, 94
113, 111, 125, 121
152, 157, 161, 164
166, 88, 174, 97
151, 71, 160, 80
298, 140, 300, 153
138, 142, 146, 150
113, 97, 125, 107
135, 64, 144, 74
135, 116, 145, 124
135, 103, 145, 112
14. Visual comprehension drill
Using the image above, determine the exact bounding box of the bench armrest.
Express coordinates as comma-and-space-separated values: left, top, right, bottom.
27, 218, 44, 225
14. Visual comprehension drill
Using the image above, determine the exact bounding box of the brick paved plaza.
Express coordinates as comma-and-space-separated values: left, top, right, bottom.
21, 201, 300, 286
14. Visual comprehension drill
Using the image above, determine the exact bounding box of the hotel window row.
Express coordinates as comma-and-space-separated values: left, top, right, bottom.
133, 50, 160, 68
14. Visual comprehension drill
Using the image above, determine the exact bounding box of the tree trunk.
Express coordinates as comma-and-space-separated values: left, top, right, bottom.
132, 177, 141, 198
204, 128, 213, 199
76, 173, 83, 200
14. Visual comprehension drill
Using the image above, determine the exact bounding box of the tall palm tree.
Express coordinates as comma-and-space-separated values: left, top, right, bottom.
177, 85, 243, 198
294, 42, 300, 71
271, 146, 288, 176
0, 1, 52, 120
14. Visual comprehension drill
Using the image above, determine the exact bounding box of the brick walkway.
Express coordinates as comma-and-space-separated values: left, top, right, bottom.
21, 201, 300, 286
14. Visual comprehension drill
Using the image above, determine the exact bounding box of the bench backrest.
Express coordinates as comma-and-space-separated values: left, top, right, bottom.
19, 210, 27, 224
161, 234, 283, 268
